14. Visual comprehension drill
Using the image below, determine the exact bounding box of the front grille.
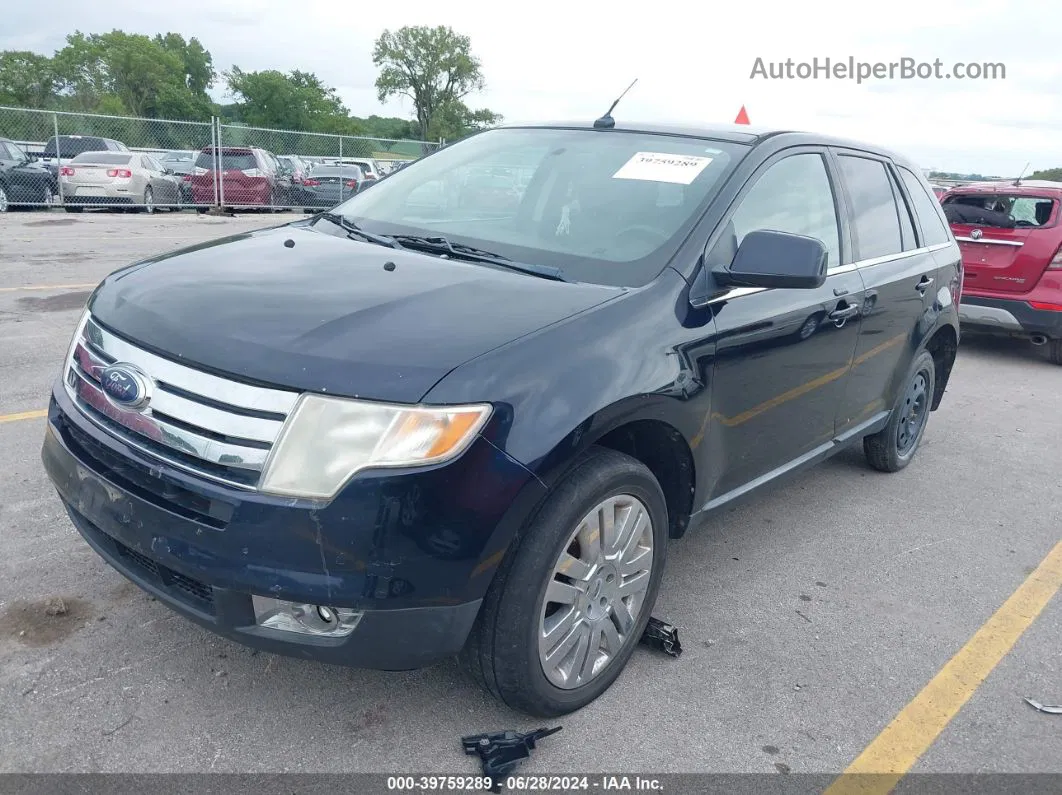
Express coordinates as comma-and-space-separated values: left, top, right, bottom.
64, 313, 300, 490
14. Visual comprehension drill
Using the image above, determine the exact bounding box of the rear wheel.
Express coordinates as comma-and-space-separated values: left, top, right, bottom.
864, 350, 935, 473
461, 446, 668, 717
0, 185, 8, 213
1048, 338, 1062, 366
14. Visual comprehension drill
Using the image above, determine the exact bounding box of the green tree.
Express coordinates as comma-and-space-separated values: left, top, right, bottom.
372, 25, 496, 140
0, 51, 56, 108
427, 100, 502, 141
1027, 167, 1062, 181
224, 68, 352, 132
49, 30, 214, 119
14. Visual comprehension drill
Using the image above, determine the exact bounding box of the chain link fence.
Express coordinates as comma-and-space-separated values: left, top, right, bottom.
0, 106, 441, 214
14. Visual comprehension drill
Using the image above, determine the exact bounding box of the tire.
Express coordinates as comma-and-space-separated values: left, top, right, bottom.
0, 184, 8, 213
796, 313, 822, 341
1048, 338, 1062, 366
461, 446, 668, 717
170, 189, 184, 212
142, 187, 154, 214
863, 349, 936, 473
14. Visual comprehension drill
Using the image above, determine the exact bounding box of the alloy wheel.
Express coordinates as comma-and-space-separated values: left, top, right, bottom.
538, 494, 654, 690
0, 185, 8, 213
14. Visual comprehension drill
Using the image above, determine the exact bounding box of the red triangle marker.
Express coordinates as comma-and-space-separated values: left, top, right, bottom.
734, 106, 750, 125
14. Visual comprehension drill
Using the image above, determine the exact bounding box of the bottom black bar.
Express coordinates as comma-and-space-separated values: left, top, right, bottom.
0, 774, 1059, 795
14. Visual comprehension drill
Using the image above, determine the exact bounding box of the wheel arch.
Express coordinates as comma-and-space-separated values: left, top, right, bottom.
527, 399, 698, 540
924, 322, 958, 410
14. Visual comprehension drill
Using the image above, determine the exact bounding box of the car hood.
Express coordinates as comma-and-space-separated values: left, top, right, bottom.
88, 224, 624, 403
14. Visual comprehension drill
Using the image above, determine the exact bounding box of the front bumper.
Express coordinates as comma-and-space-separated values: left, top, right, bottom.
42, 383, 545, 669
959, 295, 1062, 339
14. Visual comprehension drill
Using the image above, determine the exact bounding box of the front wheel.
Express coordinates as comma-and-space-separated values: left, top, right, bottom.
141, 187, 154, 214
462, 446, 668, 716
863, 350, 936, 472
0, 185, 8, 213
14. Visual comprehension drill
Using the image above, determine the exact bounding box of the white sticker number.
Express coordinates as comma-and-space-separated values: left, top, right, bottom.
612, 152, 714, 185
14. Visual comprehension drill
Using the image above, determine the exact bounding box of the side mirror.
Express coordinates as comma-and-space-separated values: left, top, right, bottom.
164, 168, 175, 176
712, 229, 827, 290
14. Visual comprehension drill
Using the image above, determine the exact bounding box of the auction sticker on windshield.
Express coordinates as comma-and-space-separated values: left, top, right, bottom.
612, 152, 714, 184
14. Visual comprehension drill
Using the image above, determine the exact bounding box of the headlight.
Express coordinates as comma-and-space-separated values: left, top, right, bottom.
259, 394, 492, 500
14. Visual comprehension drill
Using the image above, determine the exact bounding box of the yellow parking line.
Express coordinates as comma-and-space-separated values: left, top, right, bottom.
0, 283, 96, 293
0, 409, 47, 424
823, 539, 1062, 795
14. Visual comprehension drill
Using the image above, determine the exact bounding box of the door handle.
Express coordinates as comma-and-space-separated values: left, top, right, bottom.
829, 303, 861, 322
916, 276, 934, 293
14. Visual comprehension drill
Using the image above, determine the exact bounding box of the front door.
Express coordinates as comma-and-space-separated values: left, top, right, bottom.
702, 149, 865, 500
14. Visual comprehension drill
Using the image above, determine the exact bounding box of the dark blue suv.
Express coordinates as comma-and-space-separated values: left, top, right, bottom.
42, 120, 961, 716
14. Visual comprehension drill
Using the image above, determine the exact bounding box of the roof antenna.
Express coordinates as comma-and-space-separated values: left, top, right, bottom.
594, 79, 638, 129
1014, 162, 1030, 186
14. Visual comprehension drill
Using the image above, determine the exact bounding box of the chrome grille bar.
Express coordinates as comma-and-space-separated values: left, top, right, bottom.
64, 314, 301, 489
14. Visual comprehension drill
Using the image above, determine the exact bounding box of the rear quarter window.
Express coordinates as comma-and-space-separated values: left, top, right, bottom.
899, 167, 953, 246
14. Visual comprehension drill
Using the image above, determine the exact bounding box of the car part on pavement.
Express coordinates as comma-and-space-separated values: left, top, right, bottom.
1024, 696, 1062, 715
639, 616, 683, 657
462, 726, 562, 792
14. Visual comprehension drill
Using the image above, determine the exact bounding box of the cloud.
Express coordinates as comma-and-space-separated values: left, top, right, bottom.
2, 0, 1057, 174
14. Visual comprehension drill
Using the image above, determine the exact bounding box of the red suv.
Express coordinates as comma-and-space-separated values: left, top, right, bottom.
189, 147, 282, 207
944, 180, 1062, 364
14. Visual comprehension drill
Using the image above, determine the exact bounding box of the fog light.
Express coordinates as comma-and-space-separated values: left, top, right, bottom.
251, 595, 363, 637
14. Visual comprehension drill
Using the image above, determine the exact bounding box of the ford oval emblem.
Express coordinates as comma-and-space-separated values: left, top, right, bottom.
100, 363, 152, 410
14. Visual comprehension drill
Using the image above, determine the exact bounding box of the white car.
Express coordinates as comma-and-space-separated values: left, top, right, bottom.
60, 151, 183, 213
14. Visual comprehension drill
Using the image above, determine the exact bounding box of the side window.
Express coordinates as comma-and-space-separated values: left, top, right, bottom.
141, 156, 153, 170
899, 167, 952, 246
837, 155, 904, 260
728, 153, 842, 271
889, 169, 917, 251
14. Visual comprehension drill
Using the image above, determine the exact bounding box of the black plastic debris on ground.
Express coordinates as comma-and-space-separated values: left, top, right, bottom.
640, 616, 682, 657
461, 726, 562, 792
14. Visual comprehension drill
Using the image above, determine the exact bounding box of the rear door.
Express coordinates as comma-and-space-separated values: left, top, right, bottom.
944, 192, 1058, 294
830, 150, 939, 433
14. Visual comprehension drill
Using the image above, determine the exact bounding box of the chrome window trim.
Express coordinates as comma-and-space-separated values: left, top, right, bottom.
707, 241, 955, 303
954, 235, 1023, 247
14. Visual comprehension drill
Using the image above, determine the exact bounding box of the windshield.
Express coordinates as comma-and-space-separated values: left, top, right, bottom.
329, 127, 747, 287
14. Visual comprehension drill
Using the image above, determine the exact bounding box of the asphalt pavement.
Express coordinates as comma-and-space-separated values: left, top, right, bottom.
1, 210, 1059, 778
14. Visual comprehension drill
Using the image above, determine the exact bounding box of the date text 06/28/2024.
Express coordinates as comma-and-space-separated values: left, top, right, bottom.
385, 775, 665, 791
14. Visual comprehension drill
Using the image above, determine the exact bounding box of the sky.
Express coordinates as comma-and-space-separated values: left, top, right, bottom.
4, 0, 1059, 176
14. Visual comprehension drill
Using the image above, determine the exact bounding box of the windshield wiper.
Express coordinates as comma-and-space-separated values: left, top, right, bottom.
391, 235, 568, 282
314, 211, 404, 249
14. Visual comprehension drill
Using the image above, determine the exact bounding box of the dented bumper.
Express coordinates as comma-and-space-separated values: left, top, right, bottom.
41, 382, 545, 669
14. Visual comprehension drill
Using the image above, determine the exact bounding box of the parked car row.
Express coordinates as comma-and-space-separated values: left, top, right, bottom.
1, 133, 416, 213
